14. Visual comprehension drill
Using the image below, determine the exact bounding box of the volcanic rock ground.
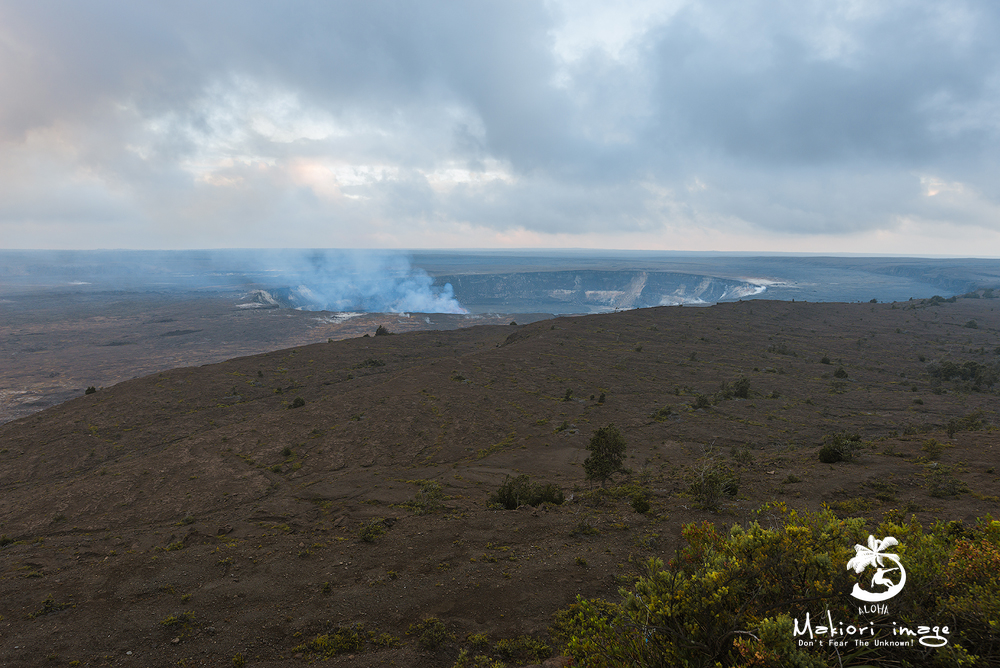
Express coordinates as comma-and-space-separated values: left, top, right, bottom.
1, 297, 999, 667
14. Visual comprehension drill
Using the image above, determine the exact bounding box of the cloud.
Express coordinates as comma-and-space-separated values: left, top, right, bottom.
0, 1, 998, 251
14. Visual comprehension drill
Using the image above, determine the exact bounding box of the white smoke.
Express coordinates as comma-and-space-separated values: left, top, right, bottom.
251, 249, 466, 314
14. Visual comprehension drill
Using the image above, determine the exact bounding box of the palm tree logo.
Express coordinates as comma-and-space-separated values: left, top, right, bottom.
847, 535, 906, 602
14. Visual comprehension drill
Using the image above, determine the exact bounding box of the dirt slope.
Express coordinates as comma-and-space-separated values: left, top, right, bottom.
1, 298, 998, 667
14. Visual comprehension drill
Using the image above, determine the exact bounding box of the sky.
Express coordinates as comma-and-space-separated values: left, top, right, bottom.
1, 0, 1000, 254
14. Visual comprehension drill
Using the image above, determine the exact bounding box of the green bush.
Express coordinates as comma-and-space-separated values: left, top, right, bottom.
493, 635, 551, 662
353, 357, 386, 369
289, 396, 305, 409
551, 505, 1000, 667
692, 393, 712, 410
818, 431, 863, 463
833, 366, 848, 378
357, 518, 388, 542
584, 425, 627, 486
408, 617, 450, 650
817, 444, 842, 463
716, 377, 751, 400
489, 475, 564, 510
293, 624, 366, 657
402, 480, 446, 514
687, 461, 739, 510
630, 494, 651, 514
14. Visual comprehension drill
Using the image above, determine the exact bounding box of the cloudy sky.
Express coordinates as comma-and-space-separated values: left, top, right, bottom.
2, 1, 999, 254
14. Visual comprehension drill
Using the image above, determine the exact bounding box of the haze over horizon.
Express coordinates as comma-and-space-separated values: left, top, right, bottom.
2, 1, 1000, 255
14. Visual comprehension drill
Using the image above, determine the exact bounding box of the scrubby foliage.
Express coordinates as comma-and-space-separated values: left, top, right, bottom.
930, 360, 1000, 389
716, 377, 751, 401
687, 460, 739, 510
489, 474, 564, 510
408, 617, 450, 650
818, 431, 864, 463
293, 624, 366, 657
551, 505, 1000, 667
584, 425, 628, 486
357, 518, 390, 542
401, 480, 446, 514
494, 635, 551, 662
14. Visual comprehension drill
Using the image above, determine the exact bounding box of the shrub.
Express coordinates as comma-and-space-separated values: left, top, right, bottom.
818, 444, 842, 463
489, 475, 564, 510
630, 494, 651, 514
651, 406, 675, 422
584, 425, 628, 486
569, 521, 600, 537
357, 518, 388, 543
965, 319, 979, 329
408, 617, 450, 650
820, 355, 831, 364
716, 377, 751, 400
375, 325, 392, 336
922, 438, 945, 459
84, 386, 97, 395
833, 366, 848, 378
289, 396, 305, 409
27, 595, 72, 619
818, 431, 863, 463
687, 460, 739, 510
160, 611, 196, 627
494, 635, 551, 662
692, 393, 712, 410
293, 624, 366, 657
402, 480, 446, 514
927, 466, 970, 498
551, 506, 1000, 667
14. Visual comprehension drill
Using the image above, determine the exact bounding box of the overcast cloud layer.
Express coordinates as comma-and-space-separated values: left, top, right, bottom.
2, 0, 999, 254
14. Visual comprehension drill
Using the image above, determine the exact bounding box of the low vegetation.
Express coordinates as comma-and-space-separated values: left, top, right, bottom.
489, 475, 564, 510
551, 505, 1000, 667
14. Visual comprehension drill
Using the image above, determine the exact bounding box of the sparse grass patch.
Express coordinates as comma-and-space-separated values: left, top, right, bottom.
570, 520, 600, 537
927, 466, 970, 498
493, 635, 551, 662
687, 459, 739, 511
293, 624, 366, 657
400, 480, 446, 515
27, 596, 72, 619
357, 518, 390, 543
818, 431, 864, 463
160, 611, 196, 627
489, 475, 564, 510
921, 438, 947, 460
408, 617, 451, 650
828, 496, 876, 516
651, 406, 676, 422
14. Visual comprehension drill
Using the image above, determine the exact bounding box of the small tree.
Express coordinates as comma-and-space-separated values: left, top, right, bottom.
584, 424, 627, 486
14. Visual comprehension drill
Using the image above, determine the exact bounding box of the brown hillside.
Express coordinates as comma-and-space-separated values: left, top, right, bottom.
1, 298, 999, 667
